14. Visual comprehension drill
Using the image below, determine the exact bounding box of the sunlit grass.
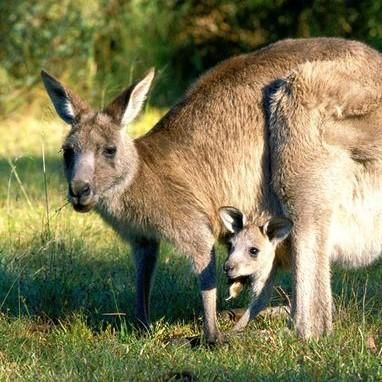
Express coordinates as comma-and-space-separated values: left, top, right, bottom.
0, 110, 382, 380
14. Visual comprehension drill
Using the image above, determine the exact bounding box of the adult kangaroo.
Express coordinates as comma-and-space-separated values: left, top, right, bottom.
41, 38, 381, 342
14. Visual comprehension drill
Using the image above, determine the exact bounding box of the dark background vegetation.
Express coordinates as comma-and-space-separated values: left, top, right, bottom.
1, 0, 381, 115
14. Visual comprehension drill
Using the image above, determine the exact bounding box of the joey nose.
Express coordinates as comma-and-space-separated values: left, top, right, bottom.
223, 262, 235, 274
70, 180, 91, 198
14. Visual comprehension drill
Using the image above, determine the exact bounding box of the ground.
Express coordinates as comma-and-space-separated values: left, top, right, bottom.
0, 109, 381, 381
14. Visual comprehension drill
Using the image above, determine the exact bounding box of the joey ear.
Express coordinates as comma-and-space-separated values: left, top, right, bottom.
263, 217, 293, 245
219, 206, 246, 234
103, 68, 155, 127
41, 70, 89, 124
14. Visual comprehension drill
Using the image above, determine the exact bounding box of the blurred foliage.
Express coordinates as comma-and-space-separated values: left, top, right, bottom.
0, 0, 381, 115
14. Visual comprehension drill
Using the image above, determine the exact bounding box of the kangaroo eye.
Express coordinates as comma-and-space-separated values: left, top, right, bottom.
249, 247, 258, 257
62, 144, 75, 167
103, 146, 117, 158
62, 143, 74, 153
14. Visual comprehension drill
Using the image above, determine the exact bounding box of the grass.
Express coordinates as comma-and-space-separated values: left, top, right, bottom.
0, 109, 382, 381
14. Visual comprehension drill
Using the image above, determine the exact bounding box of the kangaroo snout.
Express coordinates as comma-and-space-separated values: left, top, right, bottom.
70, 180, 91, 198
69, 180, 95, 212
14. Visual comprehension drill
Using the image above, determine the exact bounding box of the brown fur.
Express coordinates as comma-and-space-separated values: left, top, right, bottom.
41, 38, 381, 342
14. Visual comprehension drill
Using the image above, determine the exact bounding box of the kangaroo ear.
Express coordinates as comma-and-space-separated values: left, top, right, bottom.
104, 68, 155, 127
41, 70, 89, 124
219, 206, 246, 234
263, 217, 293, 245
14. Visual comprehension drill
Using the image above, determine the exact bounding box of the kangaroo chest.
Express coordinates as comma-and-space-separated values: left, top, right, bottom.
96, 199, 158, 244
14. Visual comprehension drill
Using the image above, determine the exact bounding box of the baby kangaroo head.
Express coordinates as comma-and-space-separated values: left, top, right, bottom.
41, 69, 155, 213
219, 206, 293, 281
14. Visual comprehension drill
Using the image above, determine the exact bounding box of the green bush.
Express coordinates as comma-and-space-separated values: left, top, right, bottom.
1, 0, 381, 114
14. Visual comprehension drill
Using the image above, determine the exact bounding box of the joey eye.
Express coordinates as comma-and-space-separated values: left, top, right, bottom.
249, 247, 259, 257
103, 145, 117, 158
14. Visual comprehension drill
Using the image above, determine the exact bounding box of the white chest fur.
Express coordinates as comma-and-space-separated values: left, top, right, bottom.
329, 169, 382, 268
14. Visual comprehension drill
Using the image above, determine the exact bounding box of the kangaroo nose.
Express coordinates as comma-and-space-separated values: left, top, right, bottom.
70, 180, 91, 198
223, 262, 235, 273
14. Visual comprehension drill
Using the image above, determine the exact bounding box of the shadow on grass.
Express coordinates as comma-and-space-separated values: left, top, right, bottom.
0, 237, 257, 334
0, 237, 211, 332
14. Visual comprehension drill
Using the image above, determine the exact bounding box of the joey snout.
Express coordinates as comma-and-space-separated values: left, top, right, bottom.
223, 260, 238, 279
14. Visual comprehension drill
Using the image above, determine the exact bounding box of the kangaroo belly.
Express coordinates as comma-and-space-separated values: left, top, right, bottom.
329, 174, 382, 268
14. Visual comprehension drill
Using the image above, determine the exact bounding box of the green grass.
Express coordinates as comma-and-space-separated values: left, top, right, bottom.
1, 111, 382, 381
